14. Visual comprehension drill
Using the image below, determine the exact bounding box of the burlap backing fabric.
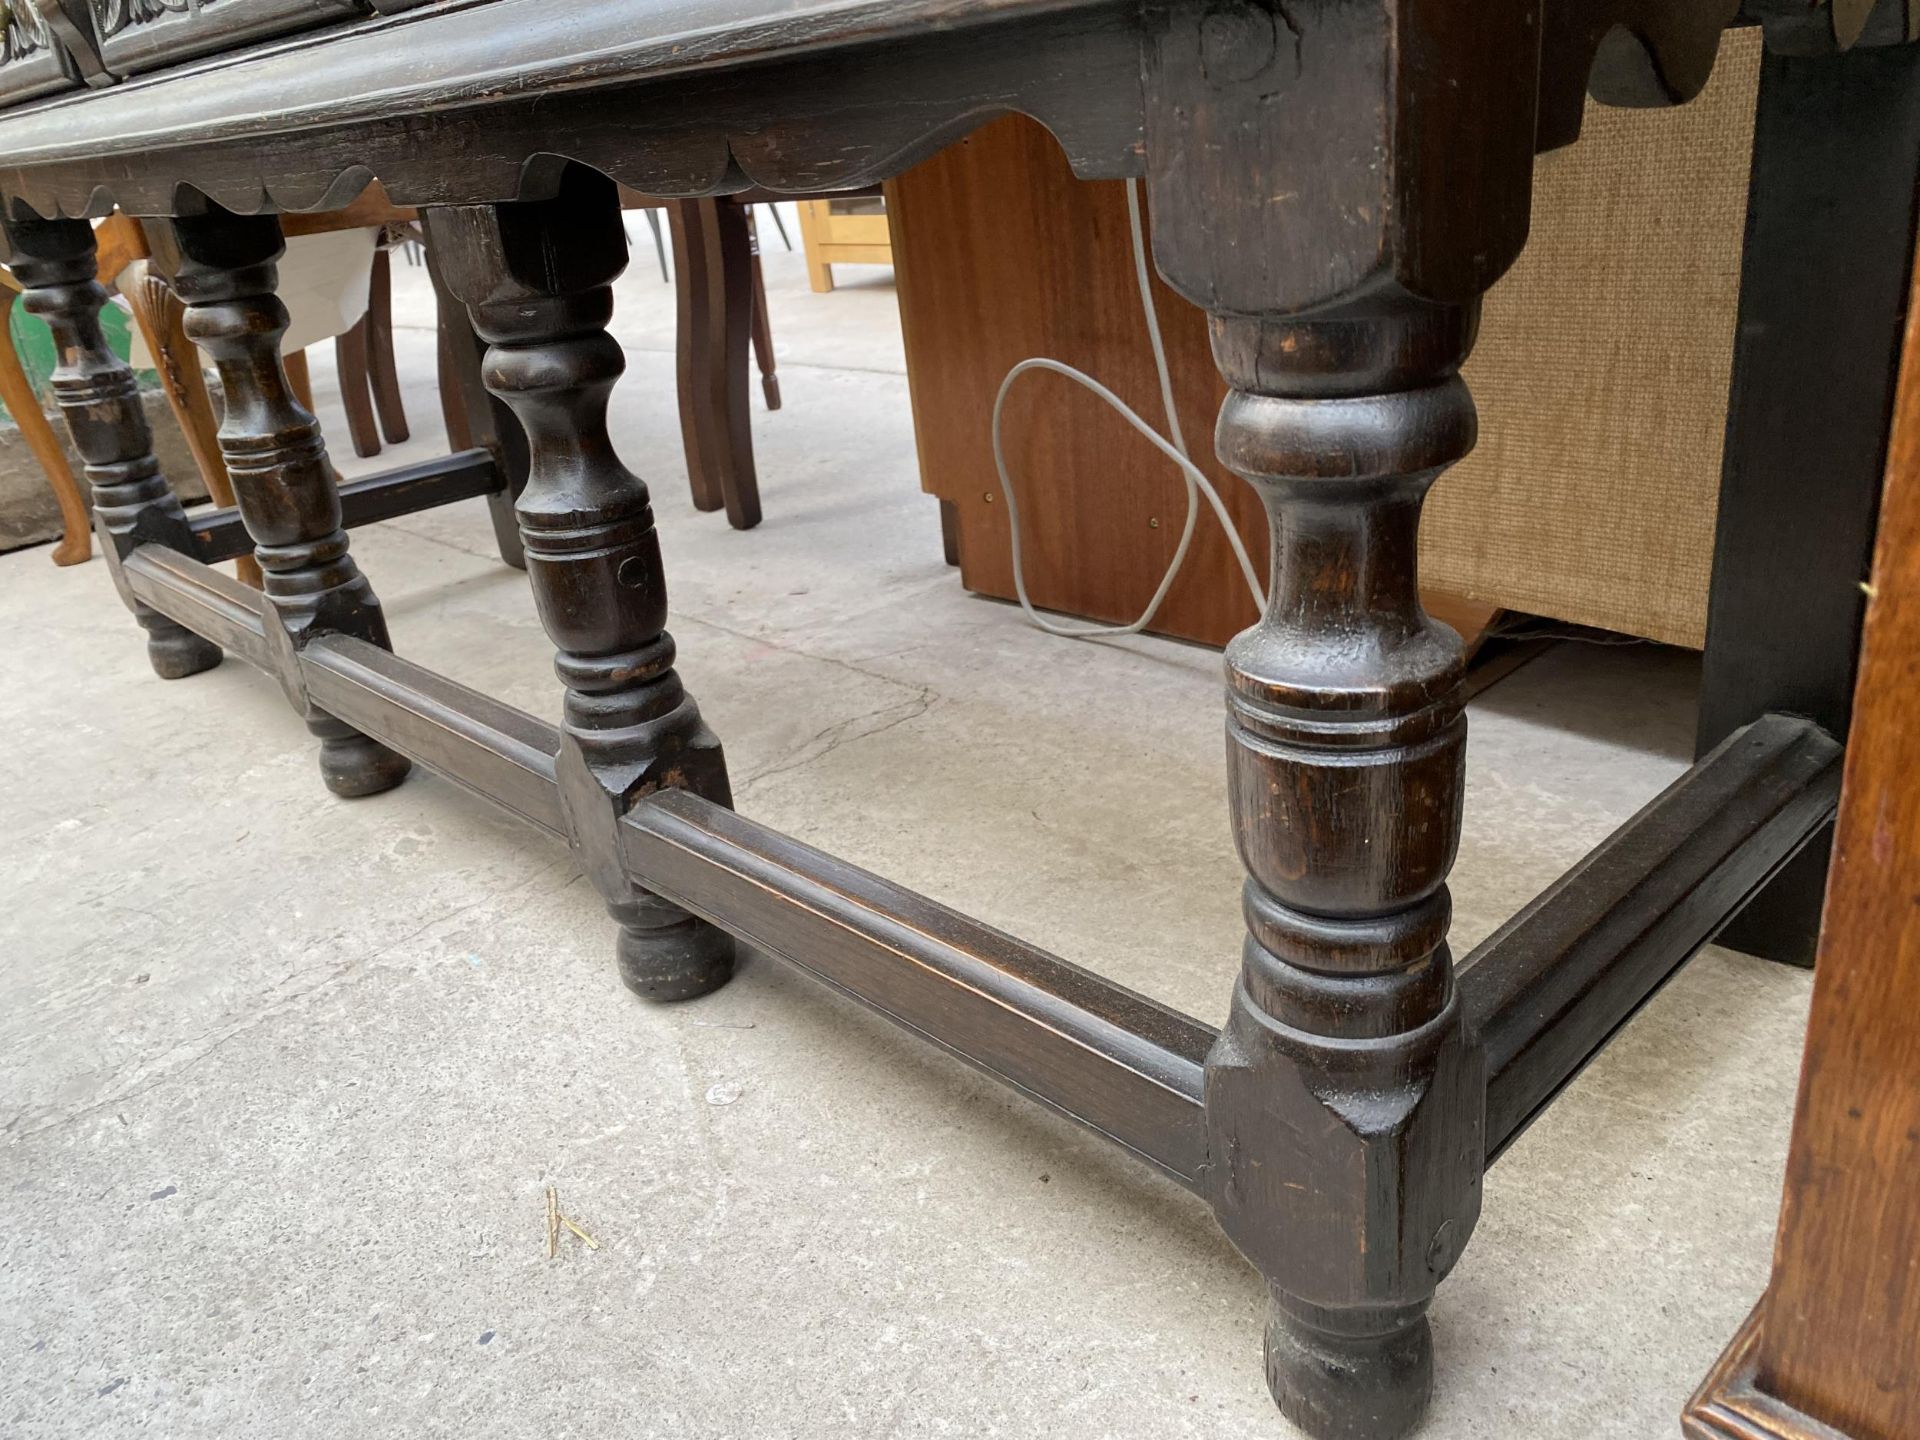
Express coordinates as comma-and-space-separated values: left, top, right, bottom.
1422, 29, 1764, 649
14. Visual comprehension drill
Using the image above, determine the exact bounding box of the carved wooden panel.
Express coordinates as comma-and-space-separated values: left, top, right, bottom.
0, 0, 1905, 221
91, 0, 366, 76
0, 0, 1146, 219
0, 0, 83, 106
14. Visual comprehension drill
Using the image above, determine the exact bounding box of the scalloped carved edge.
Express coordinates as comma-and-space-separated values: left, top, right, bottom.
0, 1, 1147, 219
1541, 0, 1914, 152
1538, 0, 1744, 151
4, 0, 1895, 223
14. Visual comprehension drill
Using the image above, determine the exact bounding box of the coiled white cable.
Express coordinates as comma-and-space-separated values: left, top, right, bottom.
990, 180, 1266, 638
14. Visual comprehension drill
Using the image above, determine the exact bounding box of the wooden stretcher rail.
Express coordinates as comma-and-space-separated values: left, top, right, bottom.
188, 447, 502, 564
122, 542, 275, 671
622, 790, 1215, 1188
1461, 712, 1843, 1160
122, 544, 1215, 1186
120, 545, 1843, 1195
302, 635, 568, 840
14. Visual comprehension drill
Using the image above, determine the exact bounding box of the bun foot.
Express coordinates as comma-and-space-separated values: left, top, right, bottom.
617, 918, 737, 1002
1265, 1296, 1433, 1440
319, 732, 412, 798
147, 625, 222, 680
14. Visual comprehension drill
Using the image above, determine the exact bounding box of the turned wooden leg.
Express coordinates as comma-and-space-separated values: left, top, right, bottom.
2, 213, 220, 677
420, 213, 528, 570
1201, 300, 1484, 1440
1139, 2, 1541, 1432
744, 207, 781, 412
162, 205, 411, 799
432, 164, 736, 1001
0, 287, 91, 566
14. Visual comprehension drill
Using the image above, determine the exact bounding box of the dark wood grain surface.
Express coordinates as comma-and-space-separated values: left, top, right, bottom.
0, 0, 1851, 222
1464, 714, 1841, 1159
1695, 41, 1920, 967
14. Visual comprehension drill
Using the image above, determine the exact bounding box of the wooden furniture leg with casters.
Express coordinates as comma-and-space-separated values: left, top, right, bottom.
0, 2, 1900, 1436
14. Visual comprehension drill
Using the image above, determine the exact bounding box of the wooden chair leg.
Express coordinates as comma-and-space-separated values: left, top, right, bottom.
331, 319, 381, 458
0, 289, 91, 566
700, 198, 762, 530
797, 199, 835, 293
436, 301, 475, 451
667, 200, 725, 515
745, 207, 781, 412
364, 247, 410, 445
670, 201, 767, 527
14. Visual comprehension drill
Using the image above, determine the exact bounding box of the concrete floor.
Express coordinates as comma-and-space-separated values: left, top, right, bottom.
0, 235, 1809, 1438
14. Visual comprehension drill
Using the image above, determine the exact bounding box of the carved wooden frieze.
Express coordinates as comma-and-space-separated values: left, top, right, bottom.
0, 0, 1146, 220
0, 0, 1910, 223
0, 0, 83, 106
90, 0, 367, 76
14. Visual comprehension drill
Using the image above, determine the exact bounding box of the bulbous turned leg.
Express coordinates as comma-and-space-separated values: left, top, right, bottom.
431, 165, 737, 1000
1, 213, 221, 680
163, 206, 410, 799
1198, 300, 1487, 1440
1137, 2, 1536, 1425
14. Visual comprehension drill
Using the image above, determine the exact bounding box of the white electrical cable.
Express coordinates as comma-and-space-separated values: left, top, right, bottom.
990, 180, 1266, 638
